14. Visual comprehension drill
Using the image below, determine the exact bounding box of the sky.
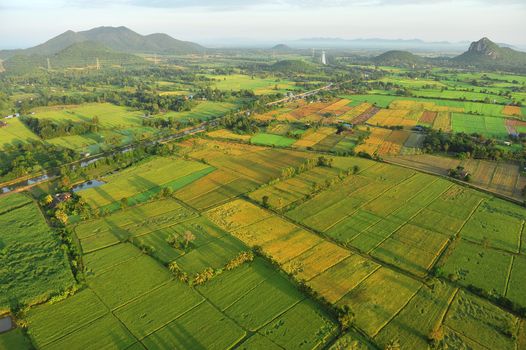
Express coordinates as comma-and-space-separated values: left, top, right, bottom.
1, 0, 525, 49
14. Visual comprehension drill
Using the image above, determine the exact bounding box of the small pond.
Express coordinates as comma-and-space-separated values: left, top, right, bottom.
0, 315, 13, 333
72, 179, 106, 192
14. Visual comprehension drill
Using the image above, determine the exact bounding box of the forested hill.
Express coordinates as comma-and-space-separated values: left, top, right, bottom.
0, 26, 205, 59
3, 41, 146, 74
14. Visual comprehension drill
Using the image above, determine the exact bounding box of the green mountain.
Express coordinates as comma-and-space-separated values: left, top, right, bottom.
271, 44, 293, 52
3, 41, 146, 74
453, 37, 526, 70
373, 50, 425, 66
271, 59, 315, 73
0, 26, 205, 59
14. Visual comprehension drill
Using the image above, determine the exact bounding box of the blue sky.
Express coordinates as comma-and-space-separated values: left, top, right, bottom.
1, 0, 525, 49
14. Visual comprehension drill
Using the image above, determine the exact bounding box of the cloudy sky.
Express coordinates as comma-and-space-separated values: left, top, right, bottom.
1, 0, 525, 49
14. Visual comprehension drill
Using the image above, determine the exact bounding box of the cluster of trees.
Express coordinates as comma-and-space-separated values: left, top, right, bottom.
21, 116, 99, 139
219, 113, 259, 134
423, 129, 522, 161
0, 140, 79, 179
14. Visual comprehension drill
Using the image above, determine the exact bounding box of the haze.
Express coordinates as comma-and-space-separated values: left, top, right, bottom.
1, 0, 525, 49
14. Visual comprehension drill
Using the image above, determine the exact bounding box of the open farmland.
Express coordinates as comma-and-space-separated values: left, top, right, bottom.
3, 40, 526, 350
30, 103, 144, 129
0, 194, 75, 313
78, 156, 214, 211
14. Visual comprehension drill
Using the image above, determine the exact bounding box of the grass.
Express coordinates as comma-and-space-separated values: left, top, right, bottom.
337, 267, 422, 337
460, 198, 524, 253
441, 240, 513, 295
506, 255, 526, 307
42, 314, 137, 350
250, 133, 297, 147
451, 113, 508, 137
308, 255, 380, 304
223, 272, 305, 331
0, 193, 31, 214
0, 329, 33, 350
141, 301, 246, 350
205, 74, 298, 95
0, 202, 75, 313
0, 118, 40, 149
374, 280, 456, 349
162, 101, 235, 121
259, 299, 337, 349
444, 290, 519, 350
196, 259, 276, 310
237, 334, 282, 349
26, 289, 108, 348
78, 156, 212, 210
113, 281, 204, 339
31, 103, 144, 129
86, 251, 171, 309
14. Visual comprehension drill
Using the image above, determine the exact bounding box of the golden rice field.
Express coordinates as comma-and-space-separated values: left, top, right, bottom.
293, 127, 336, 148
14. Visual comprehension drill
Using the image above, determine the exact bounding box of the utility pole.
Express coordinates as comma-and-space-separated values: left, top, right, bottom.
96, 57, 100, 70
47, 57, 51, 71
153, 53, 158, 65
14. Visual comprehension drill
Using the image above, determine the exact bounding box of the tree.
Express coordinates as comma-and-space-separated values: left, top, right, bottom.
338, 305, 355, 331
183, 230, 196, 249
120, 197, 129, 209
428, 325, 444, 344
262, 195, 270, 208
55, 210, 68, 225
43, 194, 53, 206
352, 165, 360, 174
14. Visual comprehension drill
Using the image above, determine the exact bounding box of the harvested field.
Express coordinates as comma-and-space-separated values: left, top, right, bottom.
503, 105, 522, 117
341, 103, 375, 123
355, 127, 391, 155
293, 127, 335, 148
432, 111, 451, 131
419, 111, 437, 124
207, 129, 251, 141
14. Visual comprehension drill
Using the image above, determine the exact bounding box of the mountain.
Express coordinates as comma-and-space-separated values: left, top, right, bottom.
271, 59, 315, 73
271, 44, 293, 52
453, 37, 526, 70
0, 26, 205, 59
373, 50, 426, 66
286, 38, 472, 53
3, 41, 146, 74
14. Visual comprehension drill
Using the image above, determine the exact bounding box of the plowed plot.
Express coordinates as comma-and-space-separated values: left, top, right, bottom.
337, 267, 422, 337
317, 99, 353, 117
291, 101, 333, 119
503, 105, 522, 117
355, 127, 392, 155
293, 127, 335, 148
377, 129, 410, 156
308, 255, 380, 304
419, 111, 437, 124
432, 112, 451, 131
371, 223, 450, 276
340, 103, 374, 122
505, 118, 526, 135
282, 241, 350, 281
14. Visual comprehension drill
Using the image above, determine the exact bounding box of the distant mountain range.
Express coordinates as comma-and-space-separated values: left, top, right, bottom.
0, 26, 205, 59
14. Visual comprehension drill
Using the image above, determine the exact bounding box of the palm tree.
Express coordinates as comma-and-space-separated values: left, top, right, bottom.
183, 230, 196, 249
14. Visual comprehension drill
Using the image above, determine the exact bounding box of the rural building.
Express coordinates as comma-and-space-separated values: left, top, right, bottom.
53, 192, 72, 206
0, 121, 7, 128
